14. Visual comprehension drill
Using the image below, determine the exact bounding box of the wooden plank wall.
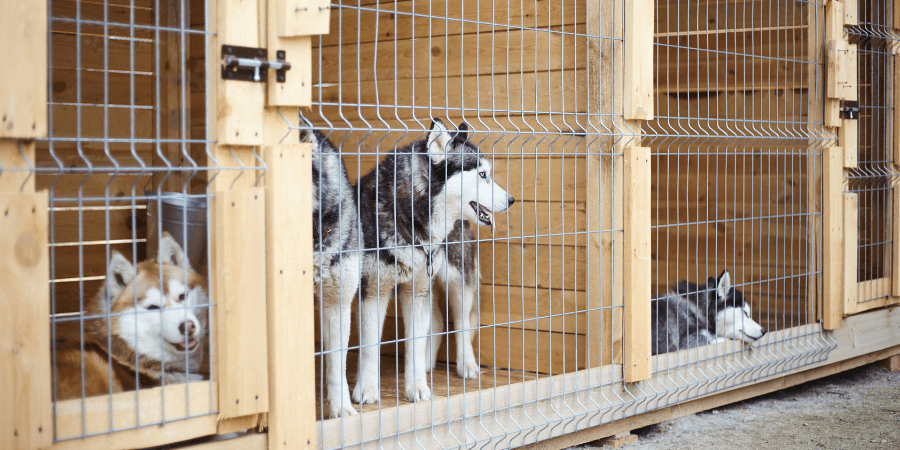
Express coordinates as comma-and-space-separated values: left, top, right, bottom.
311, 0, 596, 375
648, 0, 815, 331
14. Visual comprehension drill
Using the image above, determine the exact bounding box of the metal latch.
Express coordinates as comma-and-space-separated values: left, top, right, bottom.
839, 100, 860, 120
221, 45, 291, 83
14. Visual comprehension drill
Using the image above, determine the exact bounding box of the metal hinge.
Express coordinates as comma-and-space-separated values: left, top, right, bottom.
839, 100, 860, 120
221, 45, 291, 83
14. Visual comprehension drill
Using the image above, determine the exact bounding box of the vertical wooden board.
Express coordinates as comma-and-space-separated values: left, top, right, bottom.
0, 191, 51, 450
843, 193, 858, 313
825, 98, 842, 128
215, 187, 270, 418
0, 140, 35, 192
277, 0, 330, 37
0, 0, 47, 138
624, 0, 654, 120
825, 1, 844, 43
264, 144, 315, 450
216, 0, 264, 145
840, 120, 858, 168
826, 40, 848, 100
843, 0, 858, 26
894, 186, 900, 297
823, 147, 843, 330
624, 147, 651, 382
266, 37, 312, 107
845, 44, 858, 102
895, 54, 900, 168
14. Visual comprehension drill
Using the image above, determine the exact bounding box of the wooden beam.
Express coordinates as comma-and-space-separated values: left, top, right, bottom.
276, 0, 330, 37
0, 190, 51, 450
265, 0, 313, 106
823, 146, 843, 330
623, 146, 651, 382
843, 0, 858, 26
826, 40, 849, 100
825, 1, 844, 43
843, 193, 858, 315
894, 185, 900, 297
845, 44, 857, 102
0, 0, 47, 138
213, 188, 269, 418
263, 144, 316, 450
216, 0, 264, 145
840, 121, 858, 168
624, 0, 654, 120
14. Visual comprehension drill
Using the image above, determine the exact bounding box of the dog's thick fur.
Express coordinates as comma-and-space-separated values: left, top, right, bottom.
426, 220, 481, 380
302, 120, 362, 418
55, 233, 208, 400
652, 270, 767, 355
353, 119, 513, 404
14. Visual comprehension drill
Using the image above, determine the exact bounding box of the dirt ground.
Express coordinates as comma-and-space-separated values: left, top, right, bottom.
572, 363, 900, 450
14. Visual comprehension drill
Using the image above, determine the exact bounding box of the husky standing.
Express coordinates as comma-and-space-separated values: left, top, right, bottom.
302, 120, 362, 418
55, 233, 208, 399
352, 119, 514, 404
426, 220, 481, 380
652, 270, 767, 355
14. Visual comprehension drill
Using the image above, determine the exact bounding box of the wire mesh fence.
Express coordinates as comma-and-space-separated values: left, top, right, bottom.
847, 0, 899, 304
40, 0, 261, 442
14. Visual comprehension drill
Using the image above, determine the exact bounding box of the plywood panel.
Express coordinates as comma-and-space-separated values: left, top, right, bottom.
480, 243, 585, 291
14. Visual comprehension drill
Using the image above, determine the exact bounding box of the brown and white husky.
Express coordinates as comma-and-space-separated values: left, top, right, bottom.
55, 233, 209, 400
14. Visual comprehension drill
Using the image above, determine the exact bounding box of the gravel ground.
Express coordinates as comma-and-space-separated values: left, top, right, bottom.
571, 363, 900, 450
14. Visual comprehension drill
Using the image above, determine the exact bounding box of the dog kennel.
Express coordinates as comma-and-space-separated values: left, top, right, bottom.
2, 1, 900, 450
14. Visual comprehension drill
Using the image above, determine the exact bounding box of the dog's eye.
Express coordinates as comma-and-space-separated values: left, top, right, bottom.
178, 293, 185, 301
479, 171, 486, 179
146, 305, 160, 311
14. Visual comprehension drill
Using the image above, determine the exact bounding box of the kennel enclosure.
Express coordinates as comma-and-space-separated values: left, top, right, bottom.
2, 1, 900, 450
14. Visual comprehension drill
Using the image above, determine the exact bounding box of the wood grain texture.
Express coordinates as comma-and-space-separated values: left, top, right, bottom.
822, 146, 843, 330
264, 144, 316, 450
216, 0, 264, 145
843, 193, 858, 314
0, 0, 48, 138
840, 120, 858, 168
623, 147, 651, 382
266, 0, 313, 106
624, 0, 654, 120
0, 140, 36, 192
843, 0, 858, 26
214, 188, 269, 418
277, 0, 330, 36
825, 1, 844, 42
0, 191, 51, 450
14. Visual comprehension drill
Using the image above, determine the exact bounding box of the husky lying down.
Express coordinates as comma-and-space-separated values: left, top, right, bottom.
652, 270, 767, 355
55, 233, 208, 400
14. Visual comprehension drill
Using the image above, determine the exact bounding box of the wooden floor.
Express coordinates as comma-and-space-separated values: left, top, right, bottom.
314, 351, 539, 421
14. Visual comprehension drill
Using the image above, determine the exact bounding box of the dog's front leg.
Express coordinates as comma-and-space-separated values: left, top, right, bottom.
352, 278, 391, 405
399, 281, 432, 402
448, 280, 480, 379
321, 259, 360, 418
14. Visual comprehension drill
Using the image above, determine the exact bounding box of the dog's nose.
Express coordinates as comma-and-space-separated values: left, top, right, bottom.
760, 329, 767, 338
507, 195, 515, 206
179, 321, 196, 337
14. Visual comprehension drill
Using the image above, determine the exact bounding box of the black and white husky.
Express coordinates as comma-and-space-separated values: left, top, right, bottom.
652, 270, 767, 355
301, 119, 362, 418
353, 119, 514, 404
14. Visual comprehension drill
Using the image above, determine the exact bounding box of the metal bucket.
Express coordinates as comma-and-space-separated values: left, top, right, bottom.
146, 192, 208, 271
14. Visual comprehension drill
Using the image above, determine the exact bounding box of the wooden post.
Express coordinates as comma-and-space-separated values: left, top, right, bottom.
893, 186, 900, 297
623, 147, 651, 382
894, 54, 900, 168
264, 0, 313, 106
216, 0, 264, 146
624, 0, 654, 121
843, 0, 858, 26
823, 146, 844, 330
843, 193, 858, 314
1, 0, 51, 448
824, 1, 845, 128
263, 144, 316, 450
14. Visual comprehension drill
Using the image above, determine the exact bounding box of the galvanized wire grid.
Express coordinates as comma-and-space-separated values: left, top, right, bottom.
40, 0, 258, 441
847, 1, 900, 304
642, 0, 834, 409
307, 0, 633, 448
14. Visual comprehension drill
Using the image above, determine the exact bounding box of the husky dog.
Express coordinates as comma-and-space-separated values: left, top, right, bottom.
353, 119, 514, 404
301, 119, 362, 418
55, 233, 208, 400
426, 220, 481, 380
652, 270, 767, 355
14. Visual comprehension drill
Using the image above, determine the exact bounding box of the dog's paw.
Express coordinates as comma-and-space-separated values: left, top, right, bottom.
711, 337, 729, 344
404, 383, 432, 402
326, 401, 359, 419
352, 384, 380, 405
457, 359, 481, 380
165, 372, 205, 384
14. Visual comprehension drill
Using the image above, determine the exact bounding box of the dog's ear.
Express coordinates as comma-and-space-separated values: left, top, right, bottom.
456, 122, 470, 142
159, 231, 190, 269
716, 270, 732, 299
426, 118, 451, 163
107, 251, 135, 298
298, 112, 318, 145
